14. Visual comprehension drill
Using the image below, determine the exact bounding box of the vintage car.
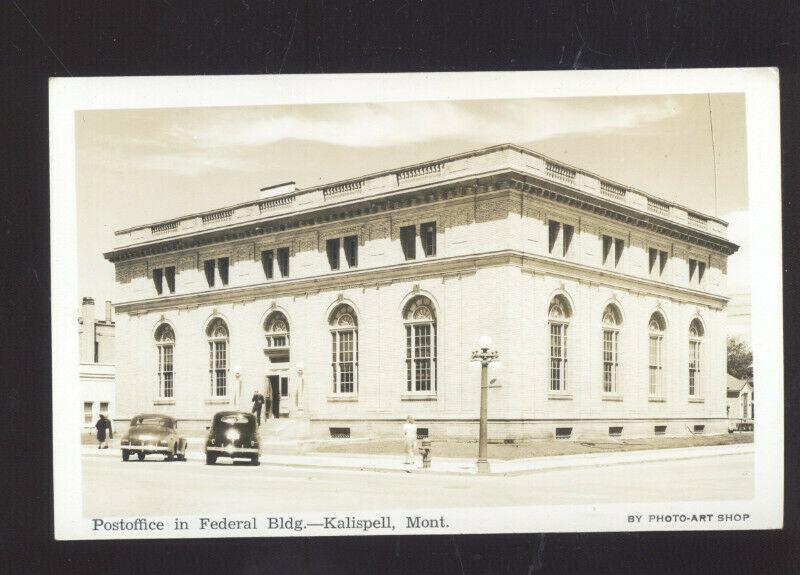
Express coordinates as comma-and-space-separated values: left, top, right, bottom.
205, 411, 260, 465
120, 414, 188, 462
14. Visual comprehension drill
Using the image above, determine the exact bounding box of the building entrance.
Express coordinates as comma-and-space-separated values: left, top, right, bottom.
266, 374, 288, 418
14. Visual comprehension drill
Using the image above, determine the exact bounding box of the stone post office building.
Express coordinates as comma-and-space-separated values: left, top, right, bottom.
104, 144, 738, 439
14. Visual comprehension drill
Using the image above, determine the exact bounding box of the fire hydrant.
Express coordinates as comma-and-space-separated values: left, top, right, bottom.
418, 438, 432, 468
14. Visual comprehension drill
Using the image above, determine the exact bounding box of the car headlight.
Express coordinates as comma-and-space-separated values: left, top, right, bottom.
225, 429, 240, 441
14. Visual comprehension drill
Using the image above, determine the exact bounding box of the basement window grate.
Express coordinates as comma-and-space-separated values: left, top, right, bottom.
609, 426, 623, 437
555, 427, 573, 440
329, 427, 350, 439
416, 428, 429, 439
654, 425, 667, 436
693, 425, 705, 434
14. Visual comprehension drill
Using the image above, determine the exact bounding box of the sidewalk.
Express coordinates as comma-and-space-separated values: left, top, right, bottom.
82, 442, 753, 476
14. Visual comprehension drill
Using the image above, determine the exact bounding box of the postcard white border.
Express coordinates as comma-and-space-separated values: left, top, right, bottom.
50, 69, 782, 540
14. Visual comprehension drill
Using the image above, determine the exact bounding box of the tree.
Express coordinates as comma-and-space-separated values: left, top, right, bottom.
727, 337, 753, 381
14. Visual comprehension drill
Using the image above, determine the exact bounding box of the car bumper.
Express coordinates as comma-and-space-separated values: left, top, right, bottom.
206, 446, 259, 456
122, 445, 170, 453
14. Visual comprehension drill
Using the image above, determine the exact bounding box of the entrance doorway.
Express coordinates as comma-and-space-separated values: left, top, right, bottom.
266, 375, 288, 418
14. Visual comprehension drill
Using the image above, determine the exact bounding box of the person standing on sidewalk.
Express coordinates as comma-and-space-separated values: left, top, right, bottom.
251, 389, 265, 425
263, 380, 273, 421
95, 413, 112, 449
402, 415, 418, 465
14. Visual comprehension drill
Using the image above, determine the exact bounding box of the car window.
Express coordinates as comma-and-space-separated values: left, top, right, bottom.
133, 417, 172, 427
220, 415, 250, 425
216, 414, 255, 433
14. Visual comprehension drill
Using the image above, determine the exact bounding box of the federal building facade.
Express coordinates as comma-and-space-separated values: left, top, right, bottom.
105, 144, 738, 439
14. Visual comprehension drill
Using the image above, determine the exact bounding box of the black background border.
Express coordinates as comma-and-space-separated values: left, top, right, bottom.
3, 1, 799, 573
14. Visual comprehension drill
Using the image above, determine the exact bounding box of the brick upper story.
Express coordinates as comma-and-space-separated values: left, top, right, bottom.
104, 143, 739, 307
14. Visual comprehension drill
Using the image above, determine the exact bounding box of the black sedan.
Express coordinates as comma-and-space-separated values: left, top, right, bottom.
120, 414, 188, 462
205, 411, 260, 465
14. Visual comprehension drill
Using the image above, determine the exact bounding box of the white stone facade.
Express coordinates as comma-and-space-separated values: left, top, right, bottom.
106, 144, 738, 439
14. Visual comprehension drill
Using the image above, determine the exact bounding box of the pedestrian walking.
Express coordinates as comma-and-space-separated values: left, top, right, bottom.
251, 389, 265, 425
263, 380, 273, 421
95, 413, 113, 449
402, 415, 418, 465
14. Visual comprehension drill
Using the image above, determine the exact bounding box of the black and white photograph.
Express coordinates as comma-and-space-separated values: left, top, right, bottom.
50, 70, 782, 539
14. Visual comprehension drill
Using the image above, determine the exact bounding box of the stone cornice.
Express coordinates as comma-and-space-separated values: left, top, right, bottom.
114, 249, 729, 315
105, 171, 738, 264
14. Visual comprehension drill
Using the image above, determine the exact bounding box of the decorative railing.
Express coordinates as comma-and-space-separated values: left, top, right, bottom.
647, 198, 671, 217
151, 221, 179, 235
687, 213, 707, 230
545, 161, 576, 182
600, 181, 626, 200
259, 196, 294, 212
397, 163, 442, 182
201, 209, 234, 225
323, 180, 362, 199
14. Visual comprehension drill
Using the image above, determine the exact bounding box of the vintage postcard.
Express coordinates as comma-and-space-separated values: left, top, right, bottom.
51, 69, 782, 539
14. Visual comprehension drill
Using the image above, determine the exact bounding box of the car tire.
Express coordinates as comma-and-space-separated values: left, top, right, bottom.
122, 450, 129, 462
206, 453, 217, 465
166, 445, 175, 461
250, 455, 260, 466
137, 452, 146, 461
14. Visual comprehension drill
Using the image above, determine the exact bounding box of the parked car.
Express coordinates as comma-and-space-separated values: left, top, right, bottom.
205, 411, 260, 465
120, 414, 187, 462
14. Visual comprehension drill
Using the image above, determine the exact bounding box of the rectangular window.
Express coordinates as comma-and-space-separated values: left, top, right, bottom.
614, 238, 625, 266
400, 225, 416, 260
562, 224, 574, 256
648, 248, 658, 275
609, 426, 623, 437
261, 250, 274, 279
602, 235, 613, 265
277, 247, 290, 277
549, 323, 567, 391
343, 235, 358, 267
689, 258, 697, 283
165, 266, 176, 293
420, 222, 436, 257
649, 335, 663, 396
654, 425, 667, 435
689, 340, 701, 397
83, 401, 93, 424
280, 376, 289, 398
217, 257, 229, 286
94, 341, 99, 363
209, 340, 227, 397
159, 344, 174, 398
659, 250, 668, 276
603, 329, 619, 393
407, 324, 436, 393
555, 427, 572, 439
332, 330, 357, 394
153, 267, 164, 295
548, 220, 560, 254
326, 238, 340, 270
204, 259, 215, 287
698, 261, 706, 284
100, 402, 109, 417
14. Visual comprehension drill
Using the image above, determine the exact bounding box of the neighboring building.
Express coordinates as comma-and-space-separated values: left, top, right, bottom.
79, 297, 116, 429
104, 144, 738, 439
726, 374, 754, 423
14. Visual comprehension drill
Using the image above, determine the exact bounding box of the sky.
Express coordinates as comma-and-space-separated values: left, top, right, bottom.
75, 94, 750, 340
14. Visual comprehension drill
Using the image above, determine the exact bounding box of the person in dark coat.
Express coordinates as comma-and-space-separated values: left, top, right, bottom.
263, 381, 273, 421
95, 413, 112, 449
251, 389, 265, 425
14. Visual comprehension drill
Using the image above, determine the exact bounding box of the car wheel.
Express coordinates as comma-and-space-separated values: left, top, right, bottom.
206, 453, 217, 465
250, 455, 260, 466
137, 452, 145, 461
122, 450, 129, 462
166, 445, 175, 461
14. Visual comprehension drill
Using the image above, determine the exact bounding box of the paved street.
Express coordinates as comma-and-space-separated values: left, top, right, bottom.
82, 449, 753, 517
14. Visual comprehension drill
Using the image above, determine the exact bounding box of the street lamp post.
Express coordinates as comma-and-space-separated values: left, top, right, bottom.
471, 336, 499, 474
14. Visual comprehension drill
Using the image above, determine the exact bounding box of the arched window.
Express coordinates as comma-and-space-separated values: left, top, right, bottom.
155, 324, 175, 399
648, 312, 666, 397
264, 311, 290, 364
207, 318, 229, 398
548, 296, 571, 392
404, 296, 437, 394
688, 318, 704, 397
602, 304, 622, 394
330, 304, 358, 394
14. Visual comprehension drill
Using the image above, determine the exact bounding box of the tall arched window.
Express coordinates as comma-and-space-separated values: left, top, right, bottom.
548, 295, 571, 392
602, 304, 622, 394
688, 318, 704, 398
330, 304, 358, 394
155, 323, 175, 399
207, 318, 229, 398
404, 296, 437, 394
648, 312, 666, 397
